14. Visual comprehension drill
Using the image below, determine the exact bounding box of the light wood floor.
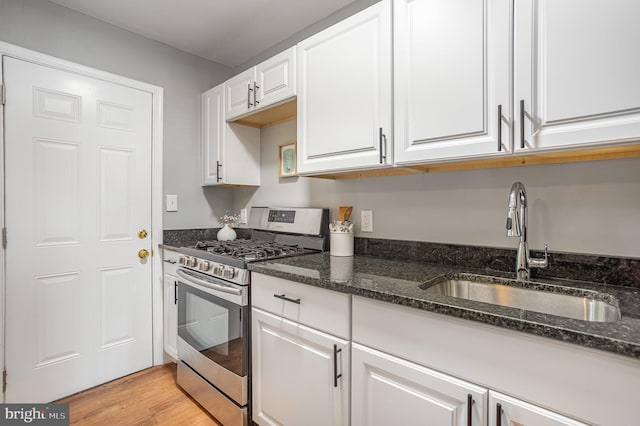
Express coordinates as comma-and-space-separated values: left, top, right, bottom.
56, 364, 222, 425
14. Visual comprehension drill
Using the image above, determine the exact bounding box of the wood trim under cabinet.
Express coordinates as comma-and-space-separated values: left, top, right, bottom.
306, 143, 640, 179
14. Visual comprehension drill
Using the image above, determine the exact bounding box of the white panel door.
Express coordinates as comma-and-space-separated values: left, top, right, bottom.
394, 0, 512, 164
352, 343, 487, 426
225, 68, 256, 120
252, 308, 349, 426
4, 56, 153, 402
514, 0, 640, 152
255, 47, 296, 110
297, 0, 392, 174
489, 391, 588, 426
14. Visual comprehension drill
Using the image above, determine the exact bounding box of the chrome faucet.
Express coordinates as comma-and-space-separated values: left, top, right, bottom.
506, 182, 548, 281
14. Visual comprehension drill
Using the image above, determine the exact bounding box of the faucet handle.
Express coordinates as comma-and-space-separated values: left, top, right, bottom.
528, 244, 549, 269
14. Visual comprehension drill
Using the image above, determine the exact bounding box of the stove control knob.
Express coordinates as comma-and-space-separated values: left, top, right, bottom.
198, 261, 210, 272
187, 257, 197, 267
178, 256, 186, 265
223, 267, 235, 279
213, 265, 223, 276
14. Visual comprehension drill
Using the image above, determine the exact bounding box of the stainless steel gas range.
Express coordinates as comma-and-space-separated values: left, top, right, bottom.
174, 207, 329, 425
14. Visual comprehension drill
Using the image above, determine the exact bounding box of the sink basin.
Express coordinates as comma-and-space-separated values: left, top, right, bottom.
420, 275, 621, 322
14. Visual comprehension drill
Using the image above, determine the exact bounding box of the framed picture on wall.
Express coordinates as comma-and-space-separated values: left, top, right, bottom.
279, 142, 297, 177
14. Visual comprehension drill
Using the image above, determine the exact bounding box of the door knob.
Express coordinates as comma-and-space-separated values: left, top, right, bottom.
138, 229, 148, 239
138, 249, 150, 259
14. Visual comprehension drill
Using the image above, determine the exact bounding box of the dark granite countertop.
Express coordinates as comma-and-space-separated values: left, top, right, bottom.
247, 252, 640, 360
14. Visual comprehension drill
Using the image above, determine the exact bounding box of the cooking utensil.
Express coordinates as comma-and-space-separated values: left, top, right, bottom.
339, 206, 353, 221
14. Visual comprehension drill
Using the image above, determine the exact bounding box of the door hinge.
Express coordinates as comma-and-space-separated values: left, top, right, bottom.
1, 84, 5, 105
3, 369, 7, 393
2, 227, 6, 249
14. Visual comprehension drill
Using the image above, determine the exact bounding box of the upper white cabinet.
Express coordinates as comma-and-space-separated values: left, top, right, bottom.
297, 0, 392, 175
225, 47, 296, 121
202, 84, 260, 186
394, 0, 512, 164
514, 0, 640, 153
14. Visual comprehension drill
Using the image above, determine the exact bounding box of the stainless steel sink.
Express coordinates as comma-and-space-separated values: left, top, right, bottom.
420, 276, 621, 322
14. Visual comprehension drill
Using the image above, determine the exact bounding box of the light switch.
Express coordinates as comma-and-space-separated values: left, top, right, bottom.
166, 194, 178, 212
240, 209, 248, 224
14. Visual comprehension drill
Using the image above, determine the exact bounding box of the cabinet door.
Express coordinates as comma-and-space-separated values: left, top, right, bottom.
297, 0, 392, 174
225, 68, 256, 120
514, 0, 640, 152
394, 0, 512, 164
162, 249, 179, 361
489, 391, 588, 426
202, 84, 225, 185
255, 47, 296, 110
352, 343, 487, 426
162, 272, 178, 360
252, 308, 349, 426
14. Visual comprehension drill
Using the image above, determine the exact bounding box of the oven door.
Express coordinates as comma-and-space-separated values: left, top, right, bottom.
176, 267, 249, 406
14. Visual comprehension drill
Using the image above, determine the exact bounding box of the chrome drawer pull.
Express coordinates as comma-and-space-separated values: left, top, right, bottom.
273, 294, 301, 304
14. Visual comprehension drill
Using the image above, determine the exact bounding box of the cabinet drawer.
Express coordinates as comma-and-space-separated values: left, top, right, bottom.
162, 248, 180, 276
251, 273, 350, 339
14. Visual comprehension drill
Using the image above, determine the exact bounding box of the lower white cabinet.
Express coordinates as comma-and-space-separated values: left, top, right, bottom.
161, 249, 179, 360
489, 391, 588, 426
252, 307, 349, 426
352, 343, 487, 426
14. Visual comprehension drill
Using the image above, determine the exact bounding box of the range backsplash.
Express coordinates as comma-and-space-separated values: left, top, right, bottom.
355, 237, 640, 288
163, 229, 639, 288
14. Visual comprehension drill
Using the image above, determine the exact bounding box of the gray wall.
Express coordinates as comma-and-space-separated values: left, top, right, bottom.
234, 120, 640, 259
233, 0, 380, 73
0, 0, 235, 230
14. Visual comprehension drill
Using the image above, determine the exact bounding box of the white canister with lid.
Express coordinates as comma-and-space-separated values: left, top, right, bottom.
329, 221, 354, 257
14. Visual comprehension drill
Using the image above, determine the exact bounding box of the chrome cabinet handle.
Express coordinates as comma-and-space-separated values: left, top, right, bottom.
497, 104, 503, 152
273, 293, 300, 304
216, 161, 222, 182
174, 281, 178, 304
333, 344, 342, 387
247, 83, 253, 108
253, 81, 260, 106
467, 394, 473, 426
519, 99, 526, 149
379, 128, 387, 164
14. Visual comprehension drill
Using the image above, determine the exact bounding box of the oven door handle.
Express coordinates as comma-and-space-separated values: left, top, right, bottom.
176, 268, 242, 296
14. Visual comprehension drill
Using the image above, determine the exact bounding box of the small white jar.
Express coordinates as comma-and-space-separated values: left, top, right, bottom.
329, 221, 354, 257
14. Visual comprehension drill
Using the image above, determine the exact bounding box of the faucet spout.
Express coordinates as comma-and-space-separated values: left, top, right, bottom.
505, 182, 548, 281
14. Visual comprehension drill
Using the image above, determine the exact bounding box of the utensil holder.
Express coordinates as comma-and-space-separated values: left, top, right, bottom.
330, 229, 354, 257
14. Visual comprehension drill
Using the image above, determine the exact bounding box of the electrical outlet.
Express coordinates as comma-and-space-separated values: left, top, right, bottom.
240, 208, 248, 224
166, 194, 178, 212
361, 210, 373, 232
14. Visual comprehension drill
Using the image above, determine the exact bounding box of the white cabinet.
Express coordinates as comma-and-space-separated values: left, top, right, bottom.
251, 273, 350, 426
489, 391, 588, 426
161, 248, 179, 361
297, 0, 392, 174
394, 0, 640, 166
252, 308, 349, 426
394, 0, 512, 164
353, 296, 639, 425
514, 0, 640, 153
202, 83, 260, 186
225, 47, 296, 121
352, 343, 487, 426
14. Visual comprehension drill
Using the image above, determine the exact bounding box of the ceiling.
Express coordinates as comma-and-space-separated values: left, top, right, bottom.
49, 0, 358, 68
